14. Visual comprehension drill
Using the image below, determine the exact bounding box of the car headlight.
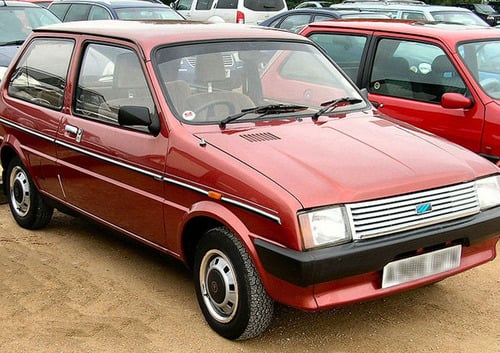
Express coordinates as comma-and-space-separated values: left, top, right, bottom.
476, 175, 500, 210
298, 206, 352, 249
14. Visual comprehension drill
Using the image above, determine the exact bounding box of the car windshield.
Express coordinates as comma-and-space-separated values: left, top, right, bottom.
155, 40, 366, 125
115, 7, 184, 20
458, 40, 500, 99
430, 10, 488, 26
0, 6, 60, 44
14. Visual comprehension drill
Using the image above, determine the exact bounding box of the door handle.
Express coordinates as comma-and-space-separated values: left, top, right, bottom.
65, 124, 83, 143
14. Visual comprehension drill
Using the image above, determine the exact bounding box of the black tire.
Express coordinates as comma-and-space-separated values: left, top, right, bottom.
6, 157, 53, 229
194, 227, 274, 340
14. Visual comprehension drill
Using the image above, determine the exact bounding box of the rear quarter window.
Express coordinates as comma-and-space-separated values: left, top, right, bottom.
64, 4, 92, 21
49, 3, 71, 20
243, 0, 285, 11
216, 0, 237, 9
8, 38, 74, 110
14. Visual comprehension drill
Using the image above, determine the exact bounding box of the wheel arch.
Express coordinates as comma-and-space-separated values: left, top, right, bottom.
1, 139, 28, 192
181, 201, 255, 271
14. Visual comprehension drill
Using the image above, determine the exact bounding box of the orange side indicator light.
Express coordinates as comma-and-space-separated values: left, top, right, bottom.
208, 191, 222, 200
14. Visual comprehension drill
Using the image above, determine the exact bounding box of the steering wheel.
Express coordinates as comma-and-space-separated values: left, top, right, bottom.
193, 99, 239, 119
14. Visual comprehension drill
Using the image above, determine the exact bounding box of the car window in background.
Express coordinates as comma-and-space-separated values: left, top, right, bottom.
370, 38, 467, 102
401, 11, 426, 20
431, 10, 486, 25
8, 39, 74, 110
459, 40, 500, 99
196, 0, 214, 10
64, 4, 92, 21
244, 0, 285, 11
216, 0, 237, 9
48, 2, 70, 19
309, 33, 367, 81
0, 5, 60, 43
176, 0, 193, 10
89, 5, 112, 20
115, 7, 183, 19
279, 14, 312, 32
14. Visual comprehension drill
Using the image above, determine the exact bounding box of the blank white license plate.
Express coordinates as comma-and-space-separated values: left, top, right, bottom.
382, 245, 462, 288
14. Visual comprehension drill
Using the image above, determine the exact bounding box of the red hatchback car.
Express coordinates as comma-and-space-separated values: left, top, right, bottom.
0, 21, 499, 340
301, 20, 500, 164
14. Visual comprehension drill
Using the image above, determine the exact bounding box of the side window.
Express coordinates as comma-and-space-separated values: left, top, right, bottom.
8, 39, 74, 110
243, 0, 285, 11
216, 0, 237, 9
370, 39, 467, 102
176, 0, 193, 10
75, 44, 155, 130
402, 11, 425, 20
48, 3, 70, 20
279, 14, 311, 32
196, 0, 214, 10
64, 4, 91, 21
309, 33, 367, 82
88, 5, 112, 20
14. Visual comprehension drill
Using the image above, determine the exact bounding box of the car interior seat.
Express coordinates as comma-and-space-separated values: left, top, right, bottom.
370, 56, 413, 99
183, 52, 254, 122
428, 54, 466, 101
99, 51, 154, 122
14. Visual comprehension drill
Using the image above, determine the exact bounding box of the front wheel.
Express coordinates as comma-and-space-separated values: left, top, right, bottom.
194, 227, 274, 340
6, 157, 53, 229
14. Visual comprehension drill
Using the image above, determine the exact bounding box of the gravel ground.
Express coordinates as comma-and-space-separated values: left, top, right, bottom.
0, 203, 498, 353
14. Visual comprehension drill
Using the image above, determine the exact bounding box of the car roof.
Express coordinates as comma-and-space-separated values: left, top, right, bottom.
34, 20, 309, 55
304, 19, 500, 44
267, 8, 371, 16
49, 0, 166, 7
0, 0, 45, 7
330, 3, 475, 12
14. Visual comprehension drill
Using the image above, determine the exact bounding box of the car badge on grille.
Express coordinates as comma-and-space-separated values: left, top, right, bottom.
415, 202, 432, 215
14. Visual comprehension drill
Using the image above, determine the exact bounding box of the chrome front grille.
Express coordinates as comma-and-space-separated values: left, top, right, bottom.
347, 182, 480, 240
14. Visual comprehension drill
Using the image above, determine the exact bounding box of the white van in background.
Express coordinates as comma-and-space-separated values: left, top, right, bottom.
172, 0, 287, 24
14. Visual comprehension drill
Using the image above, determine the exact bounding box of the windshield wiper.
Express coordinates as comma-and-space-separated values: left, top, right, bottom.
312, 97, 363, 120
0, 40, 25, 47
219, 103, 308, 128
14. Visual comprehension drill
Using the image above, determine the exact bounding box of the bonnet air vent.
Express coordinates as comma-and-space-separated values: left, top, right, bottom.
240, 132, 281, 142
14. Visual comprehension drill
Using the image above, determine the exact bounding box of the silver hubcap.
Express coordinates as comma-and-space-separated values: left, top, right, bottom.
10, 166, 31, 217
199, 249, 238, 323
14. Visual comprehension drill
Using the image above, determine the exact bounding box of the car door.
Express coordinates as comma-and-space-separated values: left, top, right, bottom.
4, 38, 75, 200
186, 0, 217, 21
308, 31, 370, 83
364, 36, 485, 153
55, 42, 168, 245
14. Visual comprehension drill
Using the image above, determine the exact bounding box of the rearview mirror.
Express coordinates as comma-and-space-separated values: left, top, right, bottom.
118, 105, 160, 135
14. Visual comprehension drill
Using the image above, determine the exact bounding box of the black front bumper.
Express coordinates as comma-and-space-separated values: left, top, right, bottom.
255, 207, 500, 287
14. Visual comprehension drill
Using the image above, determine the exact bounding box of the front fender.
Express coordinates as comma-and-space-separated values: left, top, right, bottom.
177, 199, 274, 274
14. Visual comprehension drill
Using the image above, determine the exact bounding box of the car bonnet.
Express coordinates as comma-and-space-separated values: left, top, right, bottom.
194, 112, 497, 208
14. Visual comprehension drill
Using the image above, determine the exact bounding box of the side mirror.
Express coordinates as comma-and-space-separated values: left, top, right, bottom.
441, 93, 473, 109
118, 105, 160, 135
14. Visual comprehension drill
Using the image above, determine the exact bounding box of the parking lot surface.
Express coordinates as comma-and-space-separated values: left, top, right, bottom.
0, 205, 498, 353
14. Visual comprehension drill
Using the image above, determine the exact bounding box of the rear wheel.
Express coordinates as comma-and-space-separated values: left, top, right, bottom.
6, 157, 53, 229
194, 227, 274, 340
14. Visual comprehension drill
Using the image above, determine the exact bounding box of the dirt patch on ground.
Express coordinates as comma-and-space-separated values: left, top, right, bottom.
0, 205, 498, 353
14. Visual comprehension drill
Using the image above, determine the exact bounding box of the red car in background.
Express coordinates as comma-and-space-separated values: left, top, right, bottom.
301, 20, 500, 165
